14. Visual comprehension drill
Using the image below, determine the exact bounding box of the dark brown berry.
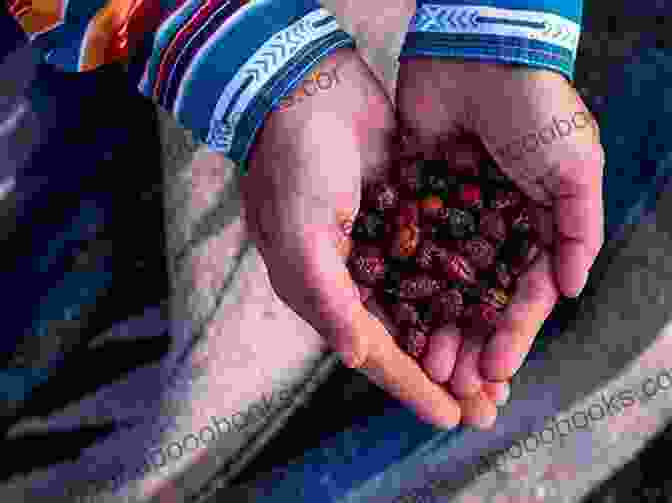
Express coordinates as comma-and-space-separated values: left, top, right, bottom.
367, 183, 399, 212
437, 208, 476, 239
479, 209, 507, 243
391, 302, 421, 327
460, 237, 496, 271
440, 252, 477, 284
429, 289, 464, 324
348, 245, 387, 286
480, 159, 509, 183
416, 240, 447, 270
509, 204, 531, 233
495, 262, 514, 289
398, 274, 441, 300
353, 212, 385, 241
510, 237, 542, 275
399, 327, 428, 359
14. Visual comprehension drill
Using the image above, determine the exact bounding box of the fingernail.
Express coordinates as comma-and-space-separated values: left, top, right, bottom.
495, 383, 511, 407
475, 411, 497, 430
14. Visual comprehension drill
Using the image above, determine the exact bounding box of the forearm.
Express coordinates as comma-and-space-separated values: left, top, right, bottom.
3, 0, 356, 174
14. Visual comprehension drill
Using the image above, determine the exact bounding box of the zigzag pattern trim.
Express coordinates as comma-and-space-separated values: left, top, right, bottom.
207, 8, 340, 154
409, 4, 580, 53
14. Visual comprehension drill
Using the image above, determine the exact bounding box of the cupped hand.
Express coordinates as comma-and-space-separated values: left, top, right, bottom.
396, 58, 605, 425
242, 48, 468, 429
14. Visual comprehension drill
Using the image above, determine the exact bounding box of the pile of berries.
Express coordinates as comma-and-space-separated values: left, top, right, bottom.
347, 138, 544, 360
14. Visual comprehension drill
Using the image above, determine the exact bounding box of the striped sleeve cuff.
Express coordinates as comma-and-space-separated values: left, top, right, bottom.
400, 1, 583, 81
137, 0, 354, 176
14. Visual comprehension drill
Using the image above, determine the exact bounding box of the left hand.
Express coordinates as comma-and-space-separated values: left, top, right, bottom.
395, 57, 605, 426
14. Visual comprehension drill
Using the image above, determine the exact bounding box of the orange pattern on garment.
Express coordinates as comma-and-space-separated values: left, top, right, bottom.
79, 0, 161, 71
8, 0, 65, 36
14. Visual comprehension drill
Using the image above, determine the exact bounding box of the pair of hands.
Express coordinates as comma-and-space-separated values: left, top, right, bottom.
240, 48, 605, 429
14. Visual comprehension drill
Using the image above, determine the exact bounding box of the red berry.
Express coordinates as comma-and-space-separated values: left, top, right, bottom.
398, 274, 441, 300
391, 302, 421, 327
399, 327, 429, 359
430, 289, 464, 324
440, 252, 477, 284
420, 195, 444, 219
348, 245, 387, 286
457, 184, 483, 209
462, 303, 500, 332
367, 182, 398, 212
395, 200, 420, 227
479, 209, 507, 243
460, 237, 496, 270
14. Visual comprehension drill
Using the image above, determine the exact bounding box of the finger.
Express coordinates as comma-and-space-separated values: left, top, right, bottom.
552, 156, 605, 297
364, 299, 462, 429
448, 330, 490, 399
422, 323, 462, 384
482, 381, 511, 407
480, 250, 559, 381
459, 390, 498, 430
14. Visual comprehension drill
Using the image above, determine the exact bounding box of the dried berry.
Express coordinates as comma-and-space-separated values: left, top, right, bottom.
353, 212, 385, 241
438, 208, 476, 239
399, 327, 428, 359
398, 274, 441, 300
481, 287, 511, 310
429, 289, 464, 324
479, 209, 507, 243
495, 262, 513, 289
416, 240, 447, 270
462, 303, 500, 331
348, 245, 387, 286
510, 236, 542, 275
390, 223, 420, 258
398, 161, 423, 195
457, 184, 483, 209
491, 189, 522, 210
510, 204, 531, 233
440, 252, 477, 284
420, 195, 444, 219
395, 200, 420, 227
461, 237, 496, 271
391, 302, 421, 327
367, 182, 399, 212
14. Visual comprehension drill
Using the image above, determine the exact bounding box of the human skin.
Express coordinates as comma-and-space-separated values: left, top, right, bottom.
396, 57, 605, 426
242, 48, 513, 429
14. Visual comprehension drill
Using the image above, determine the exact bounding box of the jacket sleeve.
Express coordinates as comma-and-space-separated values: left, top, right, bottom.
3, 0, 355, 175
400, 0, 582, 81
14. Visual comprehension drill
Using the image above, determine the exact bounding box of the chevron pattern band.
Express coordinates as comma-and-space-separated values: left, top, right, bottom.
207, 8, 341, 154
409, 4, 580, 54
